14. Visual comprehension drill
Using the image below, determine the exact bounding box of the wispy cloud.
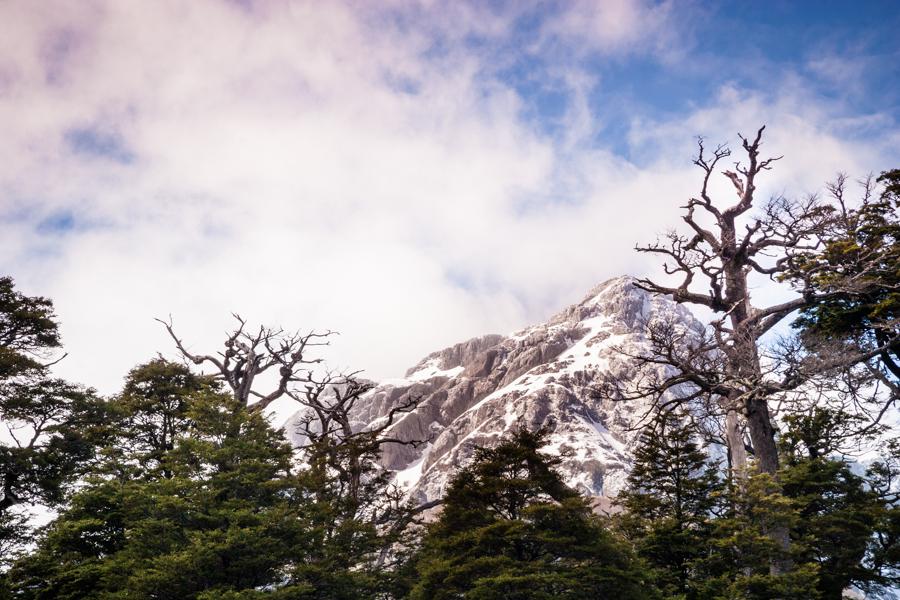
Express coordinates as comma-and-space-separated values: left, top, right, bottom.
1, 1, 897, 393
541, 0, 678, 57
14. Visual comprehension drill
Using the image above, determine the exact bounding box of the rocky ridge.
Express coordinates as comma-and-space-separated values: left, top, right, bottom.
276, 275, 704, 504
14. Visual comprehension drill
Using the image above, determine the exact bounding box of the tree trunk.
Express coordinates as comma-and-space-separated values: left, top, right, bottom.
745, 396, 779, 474
725, 407, 747, 476
725, 260, 792, 571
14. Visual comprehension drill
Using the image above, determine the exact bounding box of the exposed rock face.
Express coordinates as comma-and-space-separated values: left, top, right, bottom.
278, 276, 703, 504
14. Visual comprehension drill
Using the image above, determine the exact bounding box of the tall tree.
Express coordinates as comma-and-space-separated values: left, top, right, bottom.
409, 428, 653, 600
788, 170, 900, 399
157, 315, 435, 596
601, 128, 899, 567
618, 413, 822, 597
778, 407, 883, 600
694, 472, 820, 599
616, 410, 723, 598
0, 276, 61, 380
627, 127, 836, 476
0, 277, 105, 568
8, 389, 305, 599
280, 371, 429, 599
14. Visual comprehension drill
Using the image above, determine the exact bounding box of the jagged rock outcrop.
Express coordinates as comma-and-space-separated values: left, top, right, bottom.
277, 276, 703, 504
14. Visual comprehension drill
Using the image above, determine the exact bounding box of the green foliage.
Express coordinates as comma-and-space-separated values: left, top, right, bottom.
694, 472, 821, 600
106, 358, 216, 477
0, 277, 106, 570
9, 390, 304, 599
271, 377, 427, 599
619, 405, 900, 599
8, 264, 900, 599
409, 428, 654, 600
790, 170, 900, 377
855, 439, 900, 594
1, 379, 104, 508
7, 357, 423, 599
0, 276, 61, 379
616, 410, 723, 598
782, 459, 878, 597
779, 407, 900, 598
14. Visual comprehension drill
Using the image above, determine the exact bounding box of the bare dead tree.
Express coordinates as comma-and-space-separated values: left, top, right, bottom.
288, 370, 437, 569
157, 315, 438, 569
289, 370, 426, 507
769, 333, 899, 444
592, 127, 852, 572
157, 314, 332, 412
597, 315, 737, 455
626, 126, 898, 477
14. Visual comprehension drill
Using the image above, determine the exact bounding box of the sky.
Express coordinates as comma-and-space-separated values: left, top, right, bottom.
2, 0, 899, 394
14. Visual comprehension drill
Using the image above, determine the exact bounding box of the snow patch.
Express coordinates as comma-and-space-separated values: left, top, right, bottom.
394, 447, 430, 490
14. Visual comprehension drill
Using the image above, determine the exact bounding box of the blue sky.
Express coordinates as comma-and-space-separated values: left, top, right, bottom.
377, 1, 900, 157
1, 0, 898, 392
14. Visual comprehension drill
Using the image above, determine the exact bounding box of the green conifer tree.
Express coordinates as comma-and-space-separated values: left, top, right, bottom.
0, 276, 106, 575
695, 472, 820, 600
789, 169, 900, 380
8, 389, 304, 599
9, 360, 425, 600
409, 427, 654, 600
109, 359, 212, 474
616, 410, 723, 598
779, 407, 888, 599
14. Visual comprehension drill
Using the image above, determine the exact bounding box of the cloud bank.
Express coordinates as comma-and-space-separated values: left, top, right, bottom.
1, 1, 897, 392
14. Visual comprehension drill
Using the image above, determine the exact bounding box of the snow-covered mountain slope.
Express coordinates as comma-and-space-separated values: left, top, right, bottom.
276, 276, 704, 504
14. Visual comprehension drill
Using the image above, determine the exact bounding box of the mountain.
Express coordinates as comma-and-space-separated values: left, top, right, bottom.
275, 275, 704, 505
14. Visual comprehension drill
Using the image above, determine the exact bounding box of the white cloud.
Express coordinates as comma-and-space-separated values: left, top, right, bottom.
1, 1, 896, 394
541, 0, 678, 57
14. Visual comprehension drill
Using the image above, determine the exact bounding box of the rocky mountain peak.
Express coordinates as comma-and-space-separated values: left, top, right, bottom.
279, 275, 702, 505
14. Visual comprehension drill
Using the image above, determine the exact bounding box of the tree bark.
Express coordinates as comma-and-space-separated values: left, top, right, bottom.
724, 408, 747, 475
